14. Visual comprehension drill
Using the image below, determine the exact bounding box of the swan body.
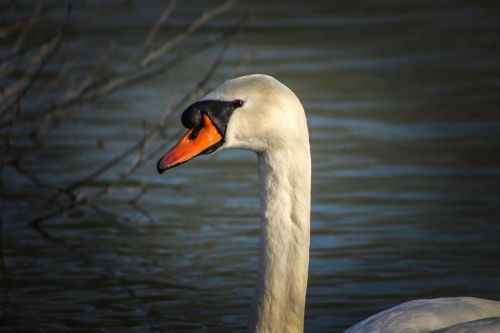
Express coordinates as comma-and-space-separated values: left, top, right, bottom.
157, 74, 500, 333
345, 297, 500, 333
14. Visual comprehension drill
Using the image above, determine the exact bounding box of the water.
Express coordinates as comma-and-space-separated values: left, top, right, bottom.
2, 1, 500, 332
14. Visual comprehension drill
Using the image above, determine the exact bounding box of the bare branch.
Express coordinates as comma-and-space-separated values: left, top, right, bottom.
36, 60, 75, 105
140, 0, 236, 68
0, 1, 62, 41
0, 2, 75, 120
142, 0, 177, 50
28, 203, 76, 244
64, 41, 116, 103
11, 154, 62, 191
0, 20, 25, 40
11, 1, 44, 54
26, 41, 232, 232
1, 35, 59, 104
3, 1, 256, 242
0, 34, 53, 65
7, 11, 247, 134
1, 1, 247, 132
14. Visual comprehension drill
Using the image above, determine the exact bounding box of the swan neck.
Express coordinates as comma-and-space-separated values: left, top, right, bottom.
248, 146, 311, 333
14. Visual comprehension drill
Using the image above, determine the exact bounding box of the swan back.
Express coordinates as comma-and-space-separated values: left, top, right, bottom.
345, 297, 500, 333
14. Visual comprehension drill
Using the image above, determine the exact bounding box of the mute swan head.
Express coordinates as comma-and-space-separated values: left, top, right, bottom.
157, 74, 308, 172
156, 74, 312, 333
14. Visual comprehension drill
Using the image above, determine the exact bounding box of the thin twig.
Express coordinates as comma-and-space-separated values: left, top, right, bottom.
3, 2, 246, 130
128, 187, 147, 205
0, 2, 75, 120
10, 153, 73, 198
11, 1, 44, 54
139, 0, 236, 68
36, 60, 75, 105
87, 202, 119, 221
18, 1, 255, 242
142, 0, 177, 50
28, 202, 80, 244
0, 1, 62, 41
26, 41, 232, 237
63, 41, 115, 104
0, 34, 54, 65
33, 14, 247, 195
93, 42, 231, 198
1, 97, 20, 158
1, 36, 60, 104
130, 202, 155, 224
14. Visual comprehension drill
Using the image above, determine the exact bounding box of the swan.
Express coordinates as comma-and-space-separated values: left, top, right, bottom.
156, 74, 500, 333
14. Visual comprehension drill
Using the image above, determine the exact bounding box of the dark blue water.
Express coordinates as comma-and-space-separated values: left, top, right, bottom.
2, 1, 500, 332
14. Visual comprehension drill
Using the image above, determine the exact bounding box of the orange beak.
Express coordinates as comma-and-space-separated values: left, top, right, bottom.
157, 114, 223, 173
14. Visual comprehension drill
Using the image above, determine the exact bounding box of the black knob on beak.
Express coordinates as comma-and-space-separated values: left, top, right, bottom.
181, 107, 202, 129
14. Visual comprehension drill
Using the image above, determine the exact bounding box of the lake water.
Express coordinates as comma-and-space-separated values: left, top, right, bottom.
2, 1, 500, 332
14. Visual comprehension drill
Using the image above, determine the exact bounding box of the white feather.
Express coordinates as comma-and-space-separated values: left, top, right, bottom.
199, 74, 500, 333
345, 297, 500, 333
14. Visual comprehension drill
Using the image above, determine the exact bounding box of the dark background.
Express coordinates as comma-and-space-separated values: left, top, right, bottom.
1, 1, 500, 332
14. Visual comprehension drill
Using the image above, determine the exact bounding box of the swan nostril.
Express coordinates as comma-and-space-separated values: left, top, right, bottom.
188, 123, 203, 140
181, 108, 202, 129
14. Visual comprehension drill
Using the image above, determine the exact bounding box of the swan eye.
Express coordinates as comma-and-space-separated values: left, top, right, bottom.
233, 99, 244, 108
181, 107, 202, 129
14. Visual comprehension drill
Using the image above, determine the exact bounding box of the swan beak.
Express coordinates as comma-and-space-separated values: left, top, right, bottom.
157, 114, 223, 173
